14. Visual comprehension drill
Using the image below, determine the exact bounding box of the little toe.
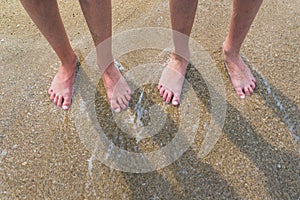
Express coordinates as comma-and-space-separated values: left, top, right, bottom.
126, 88, 132, 95
250, 81, 256, 90
48, 88, 53, 95
166, 92, 173, 103
157, 84, 162, 90
57, 96, 63, 107
172, 93, 180, 106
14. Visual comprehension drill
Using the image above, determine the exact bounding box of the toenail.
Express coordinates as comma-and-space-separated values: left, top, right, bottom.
114, 108, 121, 113
62, 105, 70, 110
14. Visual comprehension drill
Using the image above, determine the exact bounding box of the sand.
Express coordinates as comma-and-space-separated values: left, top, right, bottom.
0, 0, 299, 199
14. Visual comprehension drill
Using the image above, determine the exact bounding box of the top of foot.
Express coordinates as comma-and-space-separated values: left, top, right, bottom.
222, 48, 256, 99
102, 63, 132, 113
158, 53, 188, 106
48, 55, 79, 110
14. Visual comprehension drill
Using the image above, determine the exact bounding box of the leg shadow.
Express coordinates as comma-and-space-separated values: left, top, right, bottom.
187, 62, 300, 199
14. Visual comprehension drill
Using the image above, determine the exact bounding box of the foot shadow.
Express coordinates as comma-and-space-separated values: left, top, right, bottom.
75, 61, 299, 199
76, 67, 240, 199
187, 61, 300, 199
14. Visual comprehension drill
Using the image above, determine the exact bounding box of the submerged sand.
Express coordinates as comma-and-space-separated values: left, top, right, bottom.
0, 0, 299, 199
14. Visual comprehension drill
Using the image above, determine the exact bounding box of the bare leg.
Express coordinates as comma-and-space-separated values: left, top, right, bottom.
20, 0, 77, 110
159, 0, 198, 106
79, 0, 131, 112
223, 0, 263, 98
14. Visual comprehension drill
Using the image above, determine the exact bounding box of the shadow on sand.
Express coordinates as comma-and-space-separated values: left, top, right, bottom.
76, 53, 299, 199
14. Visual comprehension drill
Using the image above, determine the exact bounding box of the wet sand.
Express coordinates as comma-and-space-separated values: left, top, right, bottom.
0, 0, 299, 199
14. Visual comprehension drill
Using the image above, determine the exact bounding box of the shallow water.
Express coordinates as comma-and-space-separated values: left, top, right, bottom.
0, 0, 299, 199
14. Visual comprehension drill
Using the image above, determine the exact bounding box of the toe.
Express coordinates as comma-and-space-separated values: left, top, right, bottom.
118, 98, 127, 110
250, 81, 256, 90
53, 95, 59, 105
163, 90, 169, 100
157, 84, 162, 90
121, 96, 129, 108
159, 87, 165, 97
48, 88, 53, 95
248, 86, 254, 94
50, 92, 56, 101
115, 108, 121, 113
57, 96, 63, 107
243, 87, 251, 96
126, 88, 132, 95
172, 93, 180, 106
124, 93, 131, 102
111, 99, 121, 113
235, 88, 245, 99
166, 92, 173, 103
62, 97, 71, 110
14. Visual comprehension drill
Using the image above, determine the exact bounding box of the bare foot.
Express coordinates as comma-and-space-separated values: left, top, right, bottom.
102, 63, 131, 113
48, 54, 79, 110
158, 53, 188, 106
222, 46, 256, 99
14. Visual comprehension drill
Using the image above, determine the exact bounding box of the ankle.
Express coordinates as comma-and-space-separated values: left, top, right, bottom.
171, 51, 189, 63
61, 53, 77, 69
101, 63, 119, 78
222, 41, 240, 59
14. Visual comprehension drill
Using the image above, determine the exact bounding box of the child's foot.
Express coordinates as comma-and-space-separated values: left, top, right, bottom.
48, 54, 79, 110
158, 53, 188, 106
222, 45, 256, 99
102, 63, 132, 112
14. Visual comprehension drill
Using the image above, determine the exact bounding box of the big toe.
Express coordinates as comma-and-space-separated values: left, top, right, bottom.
111, 99, 121, 113
235, 88, 245, 99
172, 93, 180, 106
62, 97, 72, 110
